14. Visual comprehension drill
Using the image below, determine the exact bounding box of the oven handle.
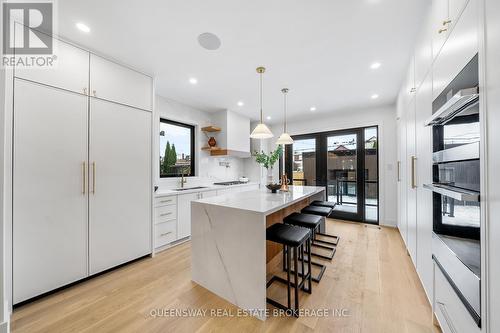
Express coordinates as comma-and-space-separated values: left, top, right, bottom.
423, 183, 479, 202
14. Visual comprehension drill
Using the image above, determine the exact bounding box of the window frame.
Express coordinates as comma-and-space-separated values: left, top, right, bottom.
159, 118, 195, 178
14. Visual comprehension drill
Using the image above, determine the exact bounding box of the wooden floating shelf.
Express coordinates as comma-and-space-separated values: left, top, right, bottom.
201, 146, 222, 151
201, 126, 221, 133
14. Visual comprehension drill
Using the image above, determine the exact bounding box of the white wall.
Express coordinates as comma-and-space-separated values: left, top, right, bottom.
154, 95, 247, 188
249, 104, 398, 227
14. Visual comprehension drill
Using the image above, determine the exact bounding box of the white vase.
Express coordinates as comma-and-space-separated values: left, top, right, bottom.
266, 167, 274, 184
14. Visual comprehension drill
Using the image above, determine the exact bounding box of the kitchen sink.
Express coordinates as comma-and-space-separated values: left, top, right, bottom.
172, 186, 208, 191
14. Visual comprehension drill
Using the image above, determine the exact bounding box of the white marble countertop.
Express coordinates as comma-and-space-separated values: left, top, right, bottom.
154, 182, 260, 197
193, 185, 325, 215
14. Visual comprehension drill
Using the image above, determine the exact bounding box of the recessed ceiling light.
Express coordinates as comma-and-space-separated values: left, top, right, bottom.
237, 101, 244, 107
310, 106, 317, 112
266, 116, 272, 120
189, 77, 198, 85
371, 94, 379, 99
76, 22, 90, 33
370, 62, 381, 69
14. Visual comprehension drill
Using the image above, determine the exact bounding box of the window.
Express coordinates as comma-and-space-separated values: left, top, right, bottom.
159, 119, 195, 177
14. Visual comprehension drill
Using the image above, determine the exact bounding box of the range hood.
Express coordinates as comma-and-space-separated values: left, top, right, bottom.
425, 87, 479, 126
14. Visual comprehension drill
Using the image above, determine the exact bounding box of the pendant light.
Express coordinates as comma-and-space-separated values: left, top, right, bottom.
276, 88, 294, 145
250, 67, 274, 139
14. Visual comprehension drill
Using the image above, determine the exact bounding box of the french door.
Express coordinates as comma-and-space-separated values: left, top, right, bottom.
285, 126, 379, 224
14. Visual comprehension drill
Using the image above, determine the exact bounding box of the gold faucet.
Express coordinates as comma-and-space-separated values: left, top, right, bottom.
180, 171, 187, 188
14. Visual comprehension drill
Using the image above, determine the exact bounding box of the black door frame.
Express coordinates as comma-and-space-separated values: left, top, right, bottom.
284, 126, 379, 224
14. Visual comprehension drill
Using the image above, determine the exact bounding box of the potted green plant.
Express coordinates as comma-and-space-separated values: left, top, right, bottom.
253, 145, 283, 185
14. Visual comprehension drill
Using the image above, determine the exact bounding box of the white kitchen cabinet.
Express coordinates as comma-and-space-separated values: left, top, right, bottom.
177, 192, 199, 239
433, 0, 478, 99
415, 74, 434, 299
14, 35, 89, 95
414, 8, 433, 90
397, 109, 408, 246
201, 190, 217, 199
431, 0, 450, 60
448, 0, 470, 31
89, 98, 152, 274
90, 54, 152, 110
13, 80, 88, 303
406, 96, 417, 264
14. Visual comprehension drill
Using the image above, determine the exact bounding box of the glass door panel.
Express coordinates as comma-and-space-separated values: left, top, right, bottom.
364, 127, 379, 222
291, 138, 316, 186
326, 132, 361, 220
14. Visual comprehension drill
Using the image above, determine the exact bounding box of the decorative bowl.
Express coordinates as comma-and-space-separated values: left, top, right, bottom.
266, 184, 281, 193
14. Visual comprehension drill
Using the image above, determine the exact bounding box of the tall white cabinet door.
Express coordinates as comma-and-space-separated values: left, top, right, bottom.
416, 74, 434, 299
398, 113, 408, 246
89, 54, 152, 111
14, 35, 89, 94
89, 99, 151, 274
178, 193, 199, 239
406, 96, 418, 264
13, 80, 88, 303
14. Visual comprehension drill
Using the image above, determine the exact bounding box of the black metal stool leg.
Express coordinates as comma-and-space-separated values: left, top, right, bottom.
293, 246, 299, 317
310, 228, 336, 260
286, 245, 291, 310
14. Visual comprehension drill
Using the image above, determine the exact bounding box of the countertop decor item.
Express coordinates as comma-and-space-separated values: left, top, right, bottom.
253, 145, 283, 184
239, 176, 249, 183
280, 173, 290, 192
201, 126, 221, 151
265, 183, 281, 193
250, 67, 274, 139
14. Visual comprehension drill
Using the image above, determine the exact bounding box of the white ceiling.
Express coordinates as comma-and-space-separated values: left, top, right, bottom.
58, 0, 430, 124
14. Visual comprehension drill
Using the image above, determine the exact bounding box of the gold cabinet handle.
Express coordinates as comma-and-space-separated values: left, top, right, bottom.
442, 19, 451, 26
160, 212, 172, 217
82, 162, 86, 194
160, 199, 172, 203
411, 156, 417, 189
160, 231, 172, 237
438, 28, 448, 34
92, 162, 96, 194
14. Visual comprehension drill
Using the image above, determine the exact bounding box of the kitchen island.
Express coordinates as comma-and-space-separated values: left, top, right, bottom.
191, 186, 325, 320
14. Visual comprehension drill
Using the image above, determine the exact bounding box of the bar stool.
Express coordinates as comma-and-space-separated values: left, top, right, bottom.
284, 212, 327, 282
302, 204, 340, 247
266, 223, 312, 317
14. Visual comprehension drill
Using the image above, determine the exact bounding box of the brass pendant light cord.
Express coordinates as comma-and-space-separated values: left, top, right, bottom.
259, 71, 263, 123
281, 88, 289, 132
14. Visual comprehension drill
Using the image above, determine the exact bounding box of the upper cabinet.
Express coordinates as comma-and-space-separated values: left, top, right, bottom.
414, 6, 433, 90
90, 54, 153, 111
449, 0, 470, 30
431, 0, 471, 60
431, 0, 450, 60
14, 35, 89, 94
432, 0, 478, 99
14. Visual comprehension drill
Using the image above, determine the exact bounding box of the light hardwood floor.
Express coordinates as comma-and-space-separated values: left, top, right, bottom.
12, 220, 440, 333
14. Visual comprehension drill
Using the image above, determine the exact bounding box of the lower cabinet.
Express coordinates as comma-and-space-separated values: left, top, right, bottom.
177, 192, 199, 240
433, 262, 480, 333
154, 185, 258, 250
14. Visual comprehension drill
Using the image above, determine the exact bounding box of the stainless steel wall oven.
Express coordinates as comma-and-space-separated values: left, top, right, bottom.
424, 54, 481, 326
